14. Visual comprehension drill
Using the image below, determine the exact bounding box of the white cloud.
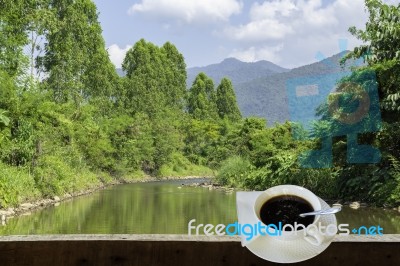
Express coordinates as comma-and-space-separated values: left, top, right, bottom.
128, 0, 243, 24
225, 0, 368, 67
107, 44, 132, 68
229, 45, 284, 62
250, 0, 298, 20
224, 19, 293, 42
225, 0, 346, 42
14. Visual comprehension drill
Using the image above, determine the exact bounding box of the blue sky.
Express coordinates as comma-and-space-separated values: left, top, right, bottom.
93, 0, 396, 69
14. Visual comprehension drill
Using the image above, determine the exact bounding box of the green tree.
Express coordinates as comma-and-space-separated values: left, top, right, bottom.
344, 0, 400, 117
161, 42, 187, 108
216, 77, 241, 121
122, 39, 186, 115
152, 109, 183, 173
183, 118, 221, 165
187, 73, 218, 120
0, 0, 31, 76
38, 0, 117, 103
337, 0, 400, 205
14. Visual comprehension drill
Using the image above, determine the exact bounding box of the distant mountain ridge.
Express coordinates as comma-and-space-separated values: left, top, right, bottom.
187, 52, 358, 125
187, 57, 289, 86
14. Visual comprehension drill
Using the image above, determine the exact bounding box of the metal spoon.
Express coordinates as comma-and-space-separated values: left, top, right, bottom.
299, 206, 341, 217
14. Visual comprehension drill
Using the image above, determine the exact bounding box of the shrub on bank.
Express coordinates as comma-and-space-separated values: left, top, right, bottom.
0, 163, 39, 208
216, 153, 338, 200
216, 156, 253, 187
34, 155, 100, 197
157, 152, 214, 177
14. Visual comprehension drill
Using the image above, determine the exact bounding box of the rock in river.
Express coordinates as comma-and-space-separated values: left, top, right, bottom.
20, 203, 35, 210
349, 202, 361, 209
53, 196, 61, 202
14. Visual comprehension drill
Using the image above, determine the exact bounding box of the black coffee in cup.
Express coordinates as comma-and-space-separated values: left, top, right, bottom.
259, 195, 314, 231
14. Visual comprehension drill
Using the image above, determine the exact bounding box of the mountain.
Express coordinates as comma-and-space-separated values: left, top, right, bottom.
188, 52, 360, 125
187, 57, 289, 86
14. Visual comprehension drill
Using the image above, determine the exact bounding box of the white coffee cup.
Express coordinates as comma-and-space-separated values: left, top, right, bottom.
254, 185, 327, 246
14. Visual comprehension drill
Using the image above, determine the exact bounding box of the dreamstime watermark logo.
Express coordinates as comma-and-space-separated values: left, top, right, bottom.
188, 219, 384, 241
286, 39, 382, 168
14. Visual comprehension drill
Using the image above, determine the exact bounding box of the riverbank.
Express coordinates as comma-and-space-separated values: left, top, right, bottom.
184, 181, 400, 212
0, 175, 213, 222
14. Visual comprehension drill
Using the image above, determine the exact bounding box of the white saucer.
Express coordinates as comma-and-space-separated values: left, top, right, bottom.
236, 191, 337, 263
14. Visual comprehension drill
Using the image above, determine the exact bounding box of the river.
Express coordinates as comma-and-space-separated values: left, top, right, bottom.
1, 179, 399, 235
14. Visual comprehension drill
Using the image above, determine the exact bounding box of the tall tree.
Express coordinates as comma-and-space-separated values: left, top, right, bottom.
38, 0, 117, 103
0, 0, 30, 77
161, 42, 187, 108
187, 72, 218, 120
122, 39, 187, 115
216, 78, 241, 121
122, 39, 167, 115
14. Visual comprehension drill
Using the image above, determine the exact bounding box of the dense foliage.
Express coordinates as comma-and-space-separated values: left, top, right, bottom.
0, 0, 239, 207
0, 0, 399, 209
216, 0, 400, 206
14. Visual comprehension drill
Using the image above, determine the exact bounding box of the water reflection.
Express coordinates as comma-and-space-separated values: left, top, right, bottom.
336, 206, 400, 234
0, 180, 399, 235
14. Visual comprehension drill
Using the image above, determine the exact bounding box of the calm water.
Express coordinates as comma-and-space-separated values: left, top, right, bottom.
1, 179, 400, 235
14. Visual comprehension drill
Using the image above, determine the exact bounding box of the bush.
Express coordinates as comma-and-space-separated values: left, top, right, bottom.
216, 156, 253, 187
0, 163, 39, 208
34, 154, 100, 197
157, 152, 213, 177
234, 153, 338, 199
335, 154, 400, 206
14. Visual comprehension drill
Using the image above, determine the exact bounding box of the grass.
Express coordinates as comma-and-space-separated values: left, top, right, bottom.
0, 163, 40, 208
0, 151, 214, 209
157, 152, 214, 177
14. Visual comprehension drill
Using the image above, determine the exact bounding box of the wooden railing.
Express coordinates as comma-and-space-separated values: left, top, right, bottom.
0, 235, 399, 265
